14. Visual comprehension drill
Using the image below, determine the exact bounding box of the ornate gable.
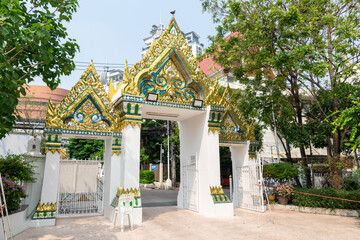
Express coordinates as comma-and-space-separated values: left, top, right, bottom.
119, 15, 215, 105
219, 85, 255, 141
45, 61, 119, 132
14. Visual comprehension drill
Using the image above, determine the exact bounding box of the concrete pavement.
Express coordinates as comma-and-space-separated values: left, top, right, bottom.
15, 207, 360, 240
14, 188, 360, 240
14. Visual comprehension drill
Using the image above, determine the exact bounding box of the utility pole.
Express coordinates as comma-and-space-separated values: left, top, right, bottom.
165, 120, 171, 189
170, 121, 176, 187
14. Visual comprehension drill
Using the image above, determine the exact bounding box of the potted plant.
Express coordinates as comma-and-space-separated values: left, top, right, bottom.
273, 182, 294, 205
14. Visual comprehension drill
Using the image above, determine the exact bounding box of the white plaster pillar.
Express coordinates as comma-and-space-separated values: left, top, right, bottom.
207, 130, 221, 187
230, 142, 249, 208
121, 123, 142, 223
30, 151, 60, 226
40, 152, 60, 204
122, 124, 141, 189
178, 107, 233, 218
103, 138, 121, 220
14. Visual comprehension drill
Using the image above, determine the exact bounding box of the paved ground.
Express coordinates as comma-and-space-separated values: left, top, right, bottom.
15, 188, 360, 240
141, 188, 178, 207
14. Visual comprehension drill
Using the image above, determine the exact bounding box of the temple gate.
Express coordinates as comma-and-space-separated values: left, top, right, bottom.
35, 15, 261, 226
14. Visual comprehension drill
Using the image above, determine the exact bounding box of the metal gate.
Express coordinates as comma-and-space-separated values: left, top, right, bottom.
234, 156, 265, 212
57, 160, 104, 217
182, 154, 198, 212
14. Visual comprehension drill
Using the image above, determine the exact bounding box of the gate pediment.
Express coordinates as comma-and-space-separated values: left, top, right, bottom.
218, 85, 255, 142
45, 61, 119, 132
117, 15, 212, 106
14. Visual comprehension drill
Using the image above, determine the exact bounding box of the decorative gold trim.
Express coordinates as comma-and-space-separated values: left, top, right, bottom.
119, 120, 142, 131
210, 186, 225, 195
116, 186, 141, 198
45, 148, 61, 154
206, 78, 221, 106
208, 127, 221, 134
112, 150, 121, 156
36, 201, 57, 211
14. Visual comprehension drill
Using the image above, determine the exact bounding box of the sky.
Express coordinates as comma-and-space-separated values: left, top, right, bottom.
32, 0, 218, 90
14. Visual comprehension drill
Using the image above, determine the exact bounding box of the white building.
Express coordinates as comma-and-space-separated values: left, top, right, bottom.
142, 22, 204, 57
100, 66, 123, 94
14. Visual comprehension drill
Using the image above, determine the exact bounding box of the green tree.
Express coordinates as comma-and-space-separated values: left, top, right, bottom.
67, 139, 104, 160
141, 119, 167, 164
0, 0, 79, 139
202, 0, 360, 187
332, 99, 360, 168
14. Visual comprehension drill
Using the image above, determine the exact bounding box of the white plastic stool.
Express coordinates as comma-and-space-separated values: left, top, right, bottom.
113, 194, 135, 232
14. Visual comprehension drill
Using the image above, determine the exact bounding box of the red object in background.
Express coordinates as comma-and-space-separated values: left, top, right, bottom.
221, 178, 229, 186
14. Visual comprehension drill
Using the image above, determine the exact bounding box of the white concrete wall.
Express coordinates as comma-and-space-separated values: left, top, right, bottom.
24, 155, 45, 217
0, 207, 28, 240
0, 133, 33, 156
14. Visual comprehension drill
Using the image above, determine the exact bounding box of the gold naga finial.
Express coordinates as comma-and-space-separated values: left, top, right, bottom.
122, 59, 139, 96
206, 77, 221, 106
45, 98, 61, 128
109, 77, 115, 99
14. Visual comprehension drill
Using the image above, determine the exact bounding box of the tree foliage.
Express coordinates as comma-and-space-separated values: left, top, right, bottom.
141, 119, 167, 164
333, 100, 360, 151
0, 0, 79, 139
67, 139, 104, 160
202, 0, 360, 186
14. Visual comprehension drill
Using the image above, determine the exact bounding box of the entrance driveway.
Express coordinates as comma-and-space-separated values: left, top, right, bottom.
15, 188, 360, 240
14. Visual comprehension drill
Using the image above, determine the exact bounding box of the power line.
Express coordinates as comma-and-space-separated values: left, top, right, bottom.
74, 61, 133, 66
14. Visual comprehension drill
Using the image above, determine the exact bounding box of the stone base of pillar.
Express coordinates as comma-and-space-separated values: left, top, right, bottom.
28, 218, 55, 228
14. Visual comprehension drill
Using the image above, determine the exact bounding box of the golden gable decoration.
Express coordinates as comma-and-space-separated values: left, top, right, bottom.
45, 61, 120, 132
119, 15, 213, 105
219, 85, 255, 141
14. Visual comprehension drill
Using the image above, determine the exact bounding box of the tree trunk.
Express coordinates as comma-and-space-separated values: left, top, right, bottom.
354, 148, 359, 169
300, 146, 311, 188
292, 77, 312, 187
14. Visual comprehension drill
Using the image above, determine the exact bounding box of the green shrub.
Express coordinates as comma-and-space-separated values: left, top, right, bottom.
292, 188, 360, 210
140, 170, 154, 184
0, 154, 35, 212
343, 176, 360, 191
0, 154, 35, 182
1, 174, 27, 212
263, 162, 300, 183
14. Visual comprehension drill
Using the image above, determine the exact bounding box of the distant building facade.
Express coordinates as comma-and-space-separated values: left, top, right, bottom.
100, 66, 123, 93
142, 22, 204, 58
